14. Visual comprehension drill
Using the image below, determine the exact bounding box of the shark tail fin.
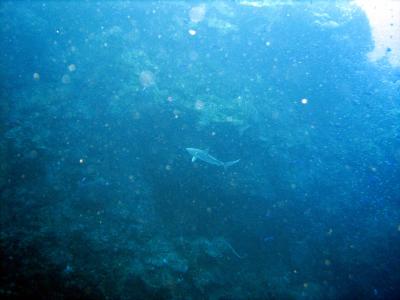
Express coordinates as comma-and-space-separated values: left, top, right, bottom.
223, 159, 240, 170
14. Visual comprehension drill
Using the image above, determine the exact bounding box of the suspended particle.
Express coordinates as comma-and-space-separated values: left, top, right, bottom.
189, 5, 206, 23
324, 259, 331, 266
139, 70, 155, 88
189, 51, 199, 61
194, 100, 205, 110
68, 64, 76, 72
301, 98, 308, 104
61, 74, 71, 84
33, 72, 40, 80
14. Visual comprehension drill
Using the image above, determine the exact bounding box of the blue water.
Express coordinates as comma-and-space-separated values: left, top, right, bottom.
1, 1, 400, 299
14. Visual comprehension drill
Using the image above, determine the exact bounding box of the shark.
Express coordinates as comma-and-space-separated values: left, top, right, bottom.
186, 147, 240, 169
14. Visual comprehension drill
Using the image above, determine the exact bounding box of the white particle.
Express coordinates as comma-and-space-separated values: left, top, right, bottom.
301, 98, 308, 105
68, 64, 76, 72
188, 29, 197, 36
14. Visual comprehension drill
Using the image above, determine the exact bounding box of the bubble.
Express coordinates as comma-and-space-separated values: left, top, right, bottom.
301, 98, 308, 104
188, 29, 197, 36
189, 5, 206, 23
139, 70, 155, 88
61, 74, 71, 84
68, 64, 76, 72
33, 73, 40, 80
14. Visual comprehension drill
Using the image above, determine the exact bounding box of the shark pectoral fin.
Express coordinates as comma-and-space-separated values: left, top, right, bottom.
192, 157, 197, 162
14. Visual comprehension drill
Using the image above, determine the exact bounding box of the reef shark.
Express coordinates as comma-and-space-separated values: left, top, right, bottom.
186, 148, 240, 169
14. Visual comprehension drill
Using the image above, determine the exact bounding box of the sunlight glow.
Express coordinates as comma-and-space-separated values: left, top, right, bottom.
355, 0, 400, 67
